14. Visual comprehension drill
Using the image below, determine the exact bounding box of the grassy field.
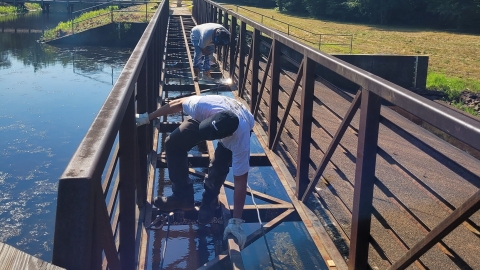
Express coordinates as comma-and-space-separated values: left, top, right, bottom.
221, 4, 480, 97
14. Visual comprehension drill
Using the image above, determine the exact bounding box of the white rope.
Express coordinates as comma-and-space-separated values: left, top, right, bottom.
247, 183, 277, 269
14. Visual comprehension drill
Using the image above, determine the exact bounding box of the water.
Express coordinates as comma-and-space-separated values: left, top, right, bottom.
0, 12, 132, 261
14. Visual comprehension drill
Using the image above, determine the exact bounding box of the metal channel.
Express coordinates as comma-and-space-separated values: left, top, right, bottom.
142, 9, 320, 269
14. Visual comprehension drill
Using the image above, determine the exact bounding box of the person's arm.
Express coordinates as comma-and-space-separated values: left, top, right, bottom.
232, 172, 248, 218
148, 97, 186, 121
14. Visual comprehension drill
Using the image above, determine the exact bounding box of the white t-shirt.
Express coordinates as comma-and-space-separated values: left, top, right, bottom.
183, 95, 255, 176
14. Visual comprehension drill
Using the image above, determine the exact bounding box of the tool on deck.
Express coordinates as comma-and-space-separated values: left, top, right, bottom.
159, 212, 174, 270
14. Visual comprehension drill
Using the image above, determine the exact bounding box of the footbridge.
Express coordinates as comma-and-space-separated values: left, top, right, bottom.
50, 0, 480, 269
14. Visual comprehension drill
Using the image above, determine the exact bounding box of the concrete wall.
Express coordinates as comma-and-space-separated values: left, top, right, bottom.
325, 54, 429, 90
47, 23, 147, 48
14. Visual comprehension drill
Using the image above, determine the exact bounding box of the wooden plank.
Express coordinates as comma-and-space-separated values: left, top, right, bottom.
0, 242, 65, 270
231, 204, 294, 210
223, 180, 290, 205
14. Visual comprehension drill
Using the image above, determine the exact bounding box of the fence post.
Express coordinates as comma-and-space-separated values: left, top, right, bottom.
318, 34, 321, 50
350, 35, 353, 53
250, 29, 261, 114
295, 55, 315, 199
287, 24, 290, 35
268, 39, 281, 149
348, 89, 381, 270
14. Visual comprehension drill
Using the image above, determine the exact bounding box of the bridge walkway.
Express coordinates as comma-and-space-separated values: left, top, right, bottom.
49, 1, 480, 269
138, 8, 340, 269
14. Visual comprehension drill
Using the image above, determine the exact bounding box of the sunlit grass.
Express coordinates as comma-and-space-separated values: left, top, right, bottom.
427, 72, 480, 99
222, 4, 480, 93
0, 3, 40, 14
41, 4, 159, 41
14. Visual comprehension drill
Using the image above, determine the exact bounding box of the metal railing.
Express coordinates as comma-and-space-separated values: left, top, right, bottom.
234, 5, 353, 53
40, 1, 159, 41
194, 1, 480, 269
51, 0, 168, 269
69, 2, 155, 35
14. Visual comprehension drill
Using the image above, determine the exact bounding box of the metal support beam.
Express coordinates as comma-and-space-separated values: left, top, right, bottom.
348, 89, 382, 270
295, 55, 315, 199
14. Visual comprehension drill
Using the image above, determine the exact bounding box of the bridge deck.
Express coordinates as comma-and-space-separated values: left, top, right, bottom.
0, 243, 65, 270
48, 2, 480, 269
137, 4, 480, 270
139, 8, 341, 268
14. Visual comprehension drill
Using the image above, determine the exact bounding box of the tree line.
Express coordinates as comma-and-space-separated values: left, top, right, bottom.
233, 0, 480, 33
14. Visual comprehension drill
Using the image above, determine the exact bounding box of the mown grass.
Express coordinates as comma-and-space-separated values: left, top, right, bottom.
222, 4, 480, 96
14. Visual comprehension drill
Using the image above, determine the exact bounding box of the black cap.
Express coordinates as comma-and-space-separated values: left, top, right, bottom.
214, 29, 230, 45
199, 111, 239, 140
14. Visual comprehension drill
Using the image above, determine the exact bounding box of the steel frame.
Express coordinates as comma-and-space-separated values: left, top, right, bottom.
51, 0, 480, 269
193, 0, 480, 269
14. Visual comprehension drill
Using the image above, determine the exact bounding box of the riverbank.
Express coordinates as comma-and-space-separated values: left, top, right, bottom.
0, 2, 41, 15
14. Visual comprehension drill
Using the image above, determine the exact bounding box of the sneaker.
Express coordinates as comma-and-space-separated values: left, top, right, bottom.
193, 67, 200, 81
198, 197, 219, 224
154, 191, 194, 212
203, 70, 213, 80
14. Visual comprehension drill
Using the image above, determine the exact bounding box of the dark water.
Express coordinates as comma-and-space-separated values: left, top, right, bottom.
0, 11, 131, 261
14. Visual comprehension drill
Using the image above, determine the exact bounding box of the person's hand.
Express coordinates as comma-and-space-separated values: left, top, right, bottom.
136, 113, 150, 127
223, 218, 246, 249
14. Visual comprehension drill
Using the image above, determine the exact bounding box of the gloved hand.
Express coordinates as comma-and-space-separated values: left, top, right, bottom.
136, 112, 150, 127
223, 218, 246, 249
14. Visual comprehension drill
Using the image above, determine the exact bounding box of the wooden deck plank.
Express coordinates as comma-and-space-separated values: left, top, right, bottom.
0, 243, 65, 270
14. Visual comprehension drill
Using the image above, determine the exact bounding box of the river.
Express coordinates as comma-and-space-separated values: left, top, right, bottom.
0, 11, 132, 262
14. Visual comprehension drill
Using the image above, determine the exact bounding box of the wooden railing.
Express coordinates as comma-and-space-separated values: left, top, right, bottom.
193, 1, 480, 269
51, 0, 168, 269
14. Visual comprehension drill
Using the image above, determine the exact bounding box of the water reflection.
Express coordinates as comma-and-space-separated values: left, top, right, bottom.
0, 11, 131, 261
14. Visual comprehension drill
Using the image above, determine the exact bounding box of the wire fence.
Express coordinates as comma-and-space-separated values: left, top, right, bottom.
234, 5, 353, 53
69, 2, 156, 35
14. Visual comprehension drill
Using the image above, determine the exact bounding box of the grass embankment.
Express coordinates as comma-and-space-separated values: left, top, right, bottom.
41, 3, 159, 41
0, 3, 41, 14
223, 5, 480, 107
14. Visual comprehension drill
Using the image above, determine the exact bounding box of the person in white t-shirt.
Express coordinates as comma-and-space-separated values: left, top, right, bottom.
190, 23, 230, 81
136, 95, 254, 249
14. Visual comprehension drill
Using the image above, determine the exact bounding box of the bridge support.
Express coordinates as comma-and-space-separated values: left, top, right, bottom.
41, 3, 50, 14
67, 3, 74, 14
